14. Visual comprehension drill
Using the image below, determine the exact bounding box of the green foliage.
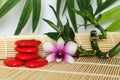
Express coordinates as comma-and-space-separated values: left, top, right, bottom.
43, 19, 60, 32
95, 0, 117, 15
67, 0, 77, 32
106, 17, 120, 31
56, 0, 78, 33
96, 0, 102, 7
0, 0, 2, 6
0, 0, 41, 35
0, 0, 20, 18
100, 5, 120, 21
56, 0, 62, 15
62, 18, 75, 41
56, 0, 119, 34
32, 0, 41, 32
15, 0, 33, 35
0, 0, 119, 34
44, 6, 75, 42
45, 32, 59, 41
49, 5, 63, 28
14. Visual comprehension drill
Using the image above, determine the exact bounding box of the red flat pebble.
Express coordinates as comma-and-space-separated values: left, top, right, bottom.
16, 53, 40, 61
4, 57, 24, 67
15, 39, 41, 46
15, 46, 38, 53
25, 58, 48, 68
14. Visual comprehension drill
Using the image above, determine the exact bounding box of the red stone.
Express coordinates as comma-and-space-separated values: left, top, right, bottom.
15, 39, 41, 46
25, 58, 48, 68
15, 46, 38, 53
16, 53, 40, 61
4, 57, 24, 67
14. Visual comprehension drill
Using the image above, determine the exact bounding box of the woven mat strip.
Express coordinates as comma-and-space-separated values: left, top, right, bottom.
0, 66, 119, 80
0, 54, 119, 80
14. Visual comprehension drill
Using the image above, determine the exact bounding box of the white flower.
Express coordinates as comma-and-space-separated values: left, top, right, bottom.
43, 37, 77, 63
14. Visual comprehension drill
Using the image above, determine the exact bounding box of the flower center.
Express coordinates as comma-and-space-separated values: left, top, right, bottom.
57, 53, 64, 59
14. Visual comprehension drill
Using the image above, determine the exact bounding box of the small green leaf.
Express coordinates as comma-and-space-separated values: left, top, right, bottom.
102, 0, 117, 10
0, 0, 20, 18
43, 19, 60, 32
15, 0, 33, 35
96, 14, 101, 22
67, 0, 78, 32
49, 5, 63, 28
64, 18, 75, 41
73, 9, 84, 17
95, 0, 117, 15
56, 0, 62, 15
83, 18, 88, 29
45, 32, 59, 41
106, 17, 120, 31
73, 9, 89, 29
77, 0, 84, 11
77, 0, 90, 11
32, 0, 41, 32
62, 0, 67, 15
96, 0, 102, 7
100, 5, 120, 21
0, 0, 2, 6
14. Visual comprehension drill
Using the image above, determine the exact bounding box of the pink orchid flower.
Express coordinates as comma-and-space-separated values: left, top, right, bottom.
43, 37, 77, 63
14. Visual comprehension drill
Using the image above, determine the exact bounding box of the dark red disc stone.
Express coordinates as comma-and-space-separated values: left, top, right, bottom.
15, 46, 38, 53
15, 39, 41, 46
4, 57, 24, 67
25, 58, 48, 68
15, 53, 40, 61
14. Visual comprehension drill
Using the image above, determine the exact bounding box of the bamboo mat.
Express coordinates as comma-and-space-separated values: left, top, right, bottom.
0, 55, 119, 80
0, 32, 120, 59
0, 32, 120, 80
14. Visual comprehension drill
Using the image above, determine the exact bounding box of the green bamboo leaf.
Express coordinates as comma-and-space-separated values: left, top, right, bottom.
96, 14, 101, 22
45, 32, 59, 41
49, 5, 63, 28
32, 0, 41, 32
77, 0, 90, 11
77, 0, 84, 11
67, 0, 78, 32
56, 0, 62, 15
0, 0, 2, 6
101, 0, 117, 10
83, 18, 88, 29
15, 0, 33, 35
100, 5, 120, 21
62, 0, 67, 15
43, 19, 61, 32
96, 0, 102, 7
73, 9, 84, 17
0, 0, 20, 18
106, 17, 120, 31
64, 18, 75, 41
95, 0, 117, 15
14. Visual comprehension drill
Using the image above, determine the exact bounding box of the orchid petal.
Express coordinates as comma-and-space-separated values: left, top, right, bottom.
64, 41, 77, 55
43, 42, 57, 53
46, 53, 56, 62
63, 54, 74, 63
56, 58, 62, 63
57, 37, 65, 52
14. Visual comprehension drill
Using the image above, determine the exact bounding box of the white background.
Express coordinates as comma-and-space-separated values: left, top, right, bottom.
0, 0, 120, 36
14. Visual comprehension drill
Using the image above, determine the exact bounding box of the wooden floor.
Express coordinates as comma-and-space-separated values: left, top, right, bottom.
0, 53, 119, 80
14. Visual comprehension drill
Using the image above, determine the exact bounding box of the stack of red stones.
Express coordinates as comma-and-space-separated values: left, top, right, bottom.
4, 39, 48, 68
